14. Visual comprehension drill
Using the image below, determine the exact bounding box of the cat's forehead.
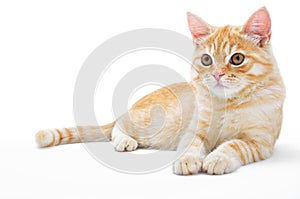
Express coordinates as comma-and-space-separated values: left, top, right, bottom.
198, 25, 249, 55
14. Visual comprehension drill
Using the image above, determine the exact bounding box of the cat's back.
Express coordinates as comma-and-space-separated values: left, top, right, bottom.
130, 82, 196, 113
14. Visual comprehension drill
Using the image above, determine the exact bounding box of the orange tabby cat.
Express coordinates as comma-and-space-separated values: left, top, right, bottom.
36, 7, 285, 175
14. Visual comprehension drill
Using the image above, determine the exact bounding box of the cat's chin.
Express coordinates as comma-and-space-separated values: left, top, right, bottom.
209, 85, 241, 99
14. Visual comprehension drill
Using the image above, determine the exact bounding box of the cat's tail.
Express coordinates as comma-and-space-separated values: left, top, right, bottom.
35, 122, 115, 148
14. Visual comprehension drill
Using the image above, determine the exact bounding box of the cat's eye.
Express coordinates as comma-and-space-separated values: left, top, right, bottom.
201, 54, 213, 67
230, 53, 245, 66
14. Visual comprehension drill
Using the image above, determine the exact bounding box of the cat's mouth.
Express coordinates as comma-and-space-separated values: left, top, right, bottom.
215, 81, 229, 89
201, 75, 240, 91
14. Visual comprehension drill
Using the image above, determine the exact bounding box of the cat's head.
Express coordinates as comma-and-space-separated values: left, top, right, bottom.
188, 7, 275, 99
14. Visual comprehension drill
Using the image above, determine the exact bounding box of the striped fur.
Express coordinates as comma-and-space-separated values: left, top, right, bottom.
36, 123, 114, 148
36, 7, 285, 175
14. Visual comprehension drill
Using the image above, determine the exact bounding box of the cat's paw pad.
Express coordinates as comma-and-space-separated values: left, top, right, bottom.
202, 152, 240, 175
173, 153, 202, 175
112, 135, 138, 152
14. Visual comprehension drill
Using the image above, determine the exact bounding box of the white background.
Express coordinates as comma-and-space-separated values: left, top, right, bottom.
1, 0, 300, 198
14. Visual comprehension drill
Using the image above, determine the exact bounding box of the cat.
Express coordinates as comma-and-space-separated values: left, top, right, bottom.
35, 7, 285, 175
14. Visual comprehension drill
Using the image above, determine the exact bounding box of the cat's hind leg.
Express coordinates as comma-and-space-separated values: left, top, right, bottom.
111, 125, 138, 152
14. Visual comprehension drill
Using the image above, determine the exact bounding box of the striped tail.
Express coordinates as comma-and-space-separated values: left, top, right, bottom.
35, 122, 115, 148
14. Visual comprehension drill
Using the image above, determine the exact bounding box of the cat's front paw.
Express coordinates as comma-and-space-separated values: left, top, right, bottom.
202, 152, 241, 175
112, 134, 138, 152
173, 152, 203, 175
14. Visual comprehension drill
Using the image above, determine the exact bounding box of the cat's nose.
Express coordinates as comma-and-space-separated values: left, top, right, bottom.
212, 71, 225, 81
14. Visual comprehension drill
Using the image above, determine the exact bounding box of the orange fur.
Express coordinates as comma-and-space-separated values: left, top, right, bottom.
36, 7, 285, 175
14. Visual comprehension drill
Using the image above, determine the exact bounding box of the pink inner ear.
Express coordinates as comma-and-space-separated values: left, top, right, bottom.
187, 12, 210, 40
243, 7, 272, 45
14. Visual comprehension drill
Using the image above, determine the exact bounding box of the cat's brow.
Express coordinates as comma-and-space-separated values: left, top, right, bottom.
209, 44, 214, 54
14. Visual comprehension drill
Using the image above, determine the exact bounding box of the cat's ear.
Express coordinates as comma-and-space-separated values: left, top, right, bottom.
242, 7, 272, 47
187, 12, 211, 44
